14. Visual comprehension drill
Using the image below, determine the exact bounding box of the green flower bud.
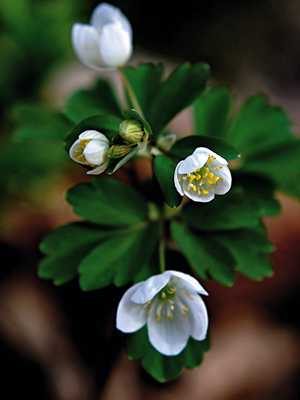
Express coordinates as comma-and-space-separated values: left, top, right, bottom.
108, 145, 131, 159
119, 119, 144, 144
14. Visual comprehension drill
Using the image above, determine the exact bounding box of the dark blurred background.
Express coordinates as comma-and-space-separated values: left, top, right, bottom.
1, 1, 300, 399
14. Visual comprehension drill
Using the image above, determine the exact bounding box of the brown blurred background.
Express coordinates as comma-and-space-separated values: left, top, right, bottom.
1, 0, 300, 399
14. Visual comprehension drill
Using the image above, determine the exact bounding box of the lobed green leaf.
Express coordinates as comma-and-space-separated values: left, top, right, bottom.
122, 63, 163, 121
67, 177, 148, 227
170, 135, 239, 161
39, 223, 110, 285
182, 175, 280, 231
149, 63, 210, 133
153, 155, 182, 208
127, 327, 209, 382
194, 86, 231, 137
64, 78, 122, 123
171, 222, 235, 286
79, 223, 159, 290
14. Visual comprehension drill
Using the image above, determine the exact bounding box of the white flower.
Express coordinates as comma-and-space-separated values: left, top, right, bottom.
116, 270, 208, 356
72, 3, 132, 69
69, 130, 109, 175
174, 147, 232, 203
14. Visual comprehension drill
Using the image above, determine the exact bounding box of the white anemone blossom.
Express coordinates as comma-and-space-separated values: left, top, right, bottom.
116, 270, 208, 356
69, 130, 109, 175
72, 3, 132, 69
174, 147, 232, 202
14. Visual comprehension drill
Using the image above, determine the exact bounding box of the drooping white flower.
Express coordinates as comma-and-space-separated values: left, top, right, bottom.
116, 270, 208, 356
69, 130, 109, 175
174, 147, 232, 203
72, 3, 132, 69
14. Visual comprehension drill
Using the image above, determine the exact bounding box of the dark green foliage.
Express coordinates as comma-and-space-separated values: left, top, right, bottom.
127, 327, 209, 382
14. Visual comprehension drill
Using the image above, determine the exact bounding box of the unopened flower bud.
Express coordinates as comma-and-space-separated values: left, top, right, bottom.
108, 144, 131, 158
119, 119, 144, 144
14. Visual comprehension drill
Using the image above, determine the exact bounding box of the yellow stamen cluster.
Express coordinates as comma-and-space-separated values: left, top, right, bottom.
144, 284, 190, 322
73, 139, 90, 163
180, 155, 222, 196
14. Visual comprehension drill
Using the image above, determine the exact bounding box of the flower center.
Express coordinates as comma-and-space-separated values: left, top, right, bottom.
147, 284, 190, 322
180, 155, 222, 196
74, 139, 91, 163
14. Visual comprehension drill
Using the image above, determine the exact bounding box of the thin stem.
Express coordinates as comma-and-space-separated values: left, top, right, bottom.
159, 231, 166, 273
118, 68, 144, 117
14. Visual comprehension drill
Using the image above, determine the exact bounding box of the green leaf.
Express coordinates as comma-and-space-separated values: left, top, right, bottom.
153, 155, 182, 208
227, 95, 293, 157
214, 227, 274, 280
65, 114, 122, 151
194, 86, 231, 137
122, 63, 163, 120
243, 139, 300, 198
149, 63, 210, 133
170, 135, 239, 161
39, 223, 109, 285
67, 177, 148, 226
183, 175, 280, 231
79, 223, 159, 290
127, 327, 209, 382
171, 222, 235, 286
12, 104, 73, 141
64, 79, 122, 123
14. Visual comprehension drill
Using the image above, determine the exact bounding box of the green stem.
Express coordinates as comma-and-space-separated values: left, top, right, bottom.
159, 231, 166, 273
119, 68, 144, 117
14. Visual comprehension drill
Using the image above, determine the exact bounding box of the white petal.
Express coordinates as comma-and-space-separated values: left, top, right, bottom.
87, 161, 108, 175
99, 22, 132, 67
130, 272, 170, 304
174, 162, 184, 196
69, 139, 88, 165
214, 166, 232, 195
79, 130, 109, 143
147, 299, 191, 356
116, 283, 147, 333
72, 24, 103, 69
184, 188, 215, 203
178, 153, 207, 174
167, 271, 208, 296
91, 3, 132, 39
193, 147, 228, 166
185, 294, 208, 341
83, 140, 108, 166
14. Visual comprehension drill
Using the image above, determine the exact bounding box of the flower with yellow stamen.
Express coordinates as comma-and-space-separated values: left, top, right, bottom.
116, 270, 208, 356
174, 147, 232, 203
69, 130, 110, 175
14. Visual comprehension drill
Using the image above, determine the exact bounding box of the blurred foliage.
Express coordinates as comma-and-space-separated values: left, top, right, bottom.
0, 0, 84, 117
